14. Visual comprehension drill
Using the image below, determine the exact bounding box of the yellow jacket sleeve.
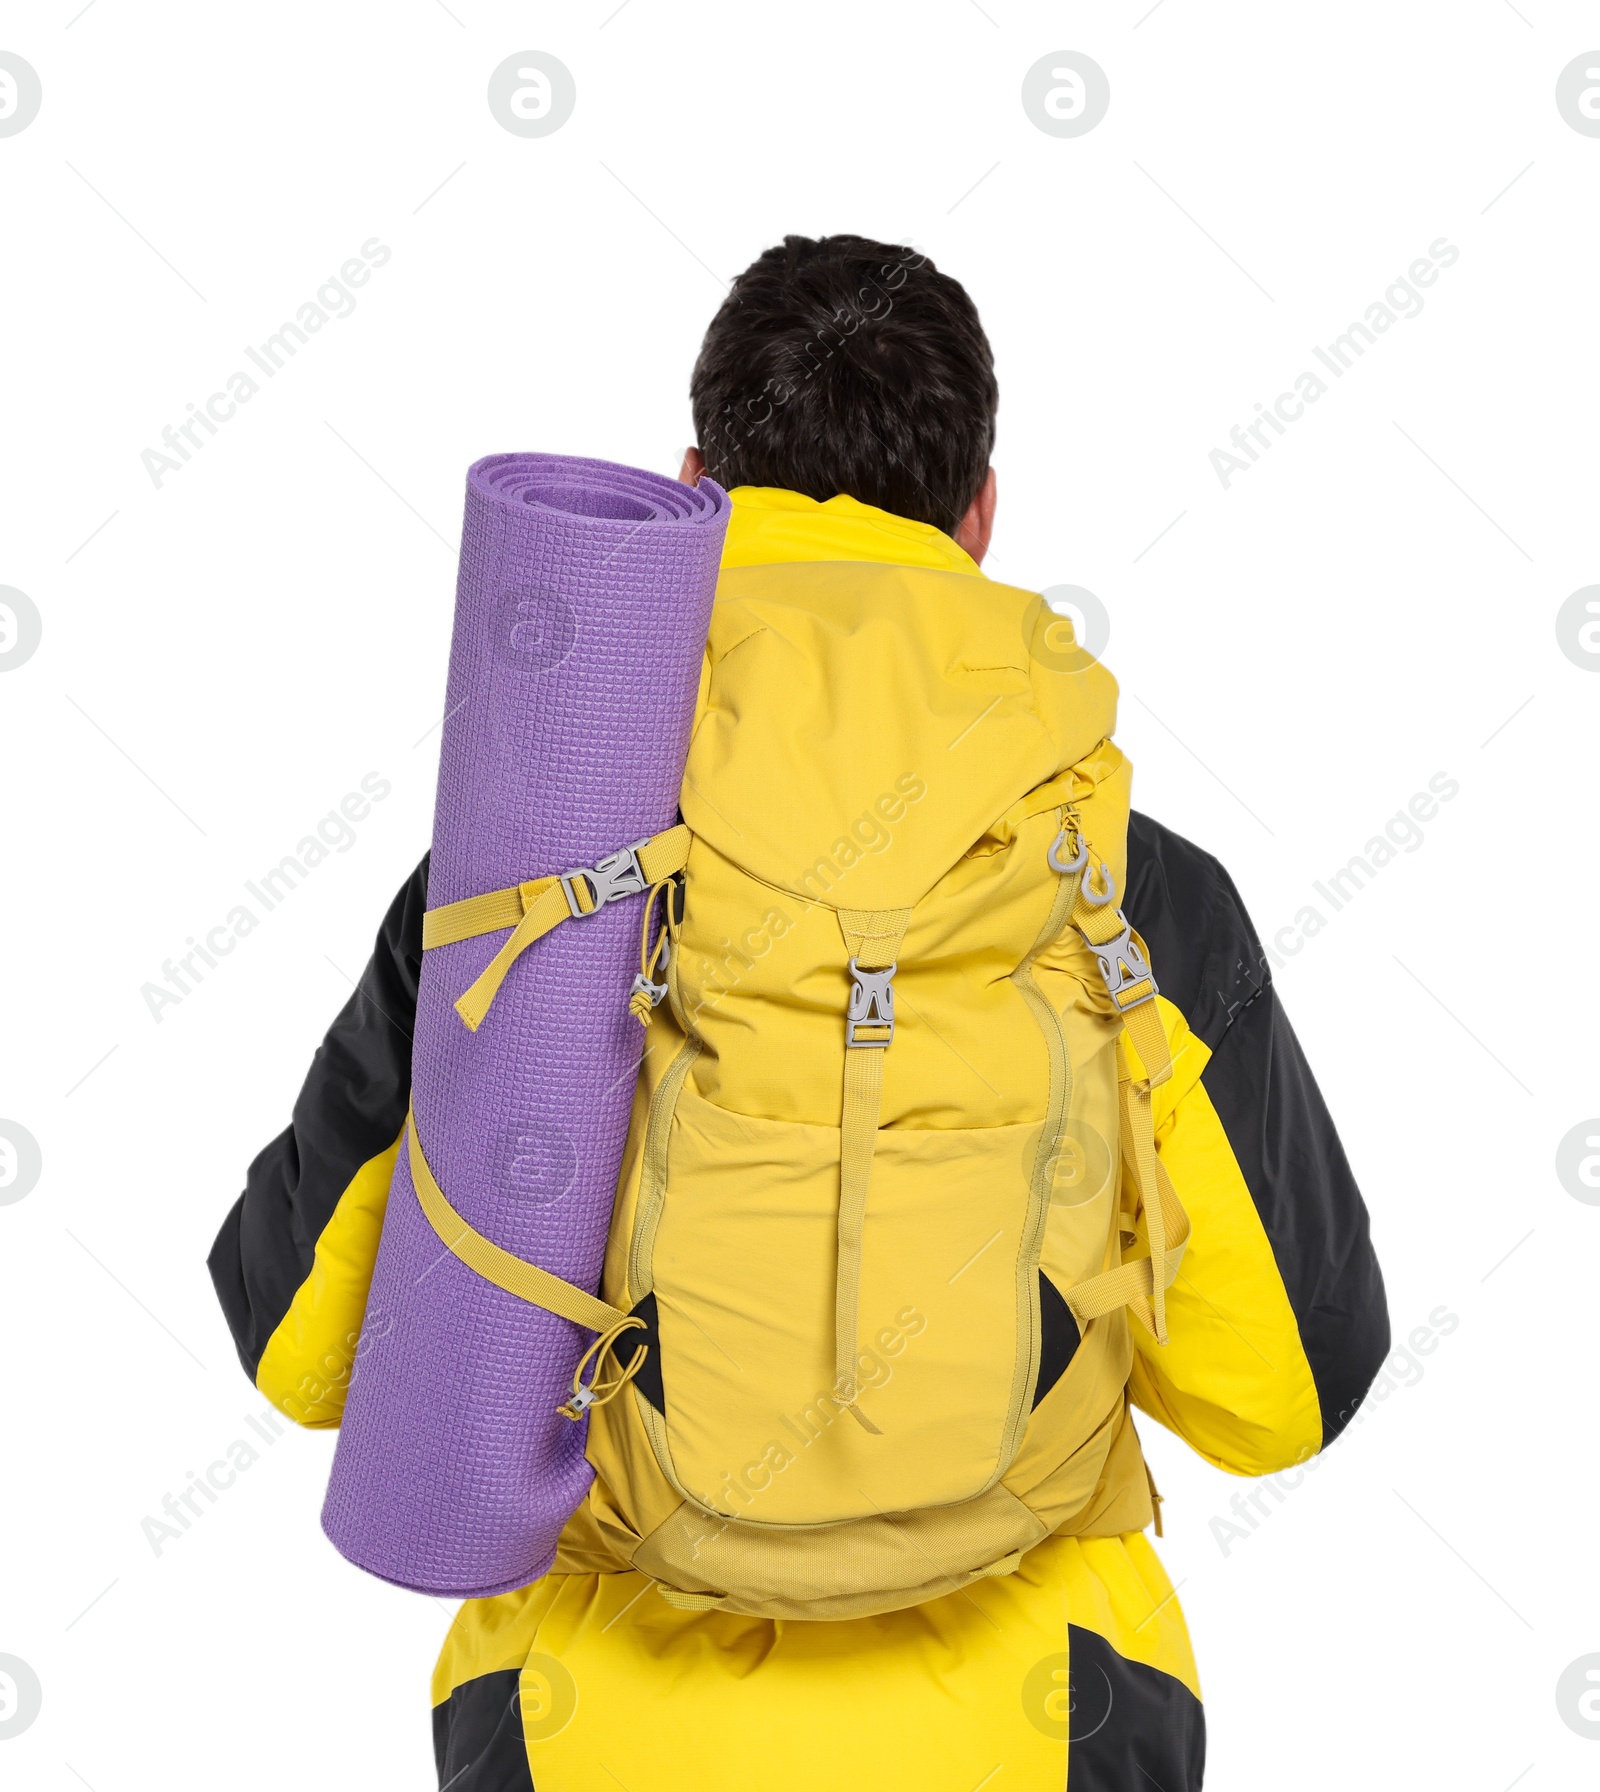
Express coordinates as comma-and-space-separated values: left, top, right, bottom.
207, 859, 428, 1425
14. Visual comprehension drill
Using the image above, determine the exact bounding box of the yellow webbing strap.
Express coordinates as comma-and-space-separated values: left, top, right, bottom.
449, 879, 582, 1031
834, 907, 912, 1436
1065, 1075, 1191, 1338
1068, 871, 1172, 1093
637, 826, 692, 886
423, 876, 571, 951
1118, 997, 1172, 1095
423, 825, 691, 1032
1058, 830, 1187, 1343
406, 1107, 627, 1336
1122, 1054, 1180, 1341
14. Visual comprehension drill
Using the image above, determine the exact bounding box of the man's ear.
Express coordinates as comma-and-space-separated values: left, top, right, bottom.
954, 467, 997, 564
679, 447, 707, 486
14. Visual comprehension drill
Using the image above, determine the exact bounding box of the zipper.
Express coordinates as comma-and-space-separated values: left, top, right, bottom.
994, 805, 1082, 1477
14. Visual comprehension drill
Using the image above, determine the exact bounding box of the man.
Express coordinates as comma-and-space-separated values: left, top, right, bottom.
210, 234, 1388, 1790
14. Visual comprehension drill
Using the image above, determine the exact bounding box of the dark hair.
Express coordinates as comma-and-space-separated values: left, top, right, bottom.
689, 235, 997, 534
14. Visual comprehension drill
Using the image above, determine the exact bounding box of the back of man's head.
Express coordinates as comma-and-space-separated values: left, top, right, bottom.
690, 235, 997, 535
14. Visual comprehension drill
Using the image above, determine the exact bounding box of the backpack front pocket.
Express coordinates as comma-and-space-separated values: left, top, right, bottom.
638, 1086, 1047, 1525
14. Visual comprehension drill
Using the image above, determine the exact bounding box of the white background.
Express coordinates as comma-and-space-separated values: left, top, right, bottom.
2, 3, 1596, 1788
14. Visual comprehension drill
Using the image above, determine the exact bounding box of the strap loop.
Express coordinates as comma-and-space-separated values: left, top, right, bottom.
628, 876, 676, 1028
655, 1585, 730, 1612
558, 1316, 648, 1420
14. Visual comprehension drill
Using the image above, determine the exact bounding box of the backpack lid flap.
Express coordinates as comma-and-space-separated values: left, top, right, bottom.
682, 561, 1119, 910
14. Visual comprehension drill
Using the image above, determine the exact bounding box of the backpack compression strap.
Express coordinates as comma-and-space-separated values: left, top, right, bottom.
404, 1106, 648, 1419
1049, 826, 1191, 1346
833, 906, 913, 1435
422, 825, 690, 1030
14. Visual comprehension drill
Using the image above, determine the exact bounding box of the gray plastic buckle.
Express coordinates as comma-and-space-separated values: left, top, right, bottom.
1048, 830, 1118, 910
630, 970, 669, 1010
561, 840, 650, 919
847, 959, 897, 1048
1088, 917, 1158, 1013
1048, 827, 1089, 875
1079, 861, 1117, 907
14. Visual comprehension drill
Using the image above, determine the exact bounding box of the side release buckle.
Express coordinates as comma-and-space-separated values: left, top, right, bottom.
561, 840, 650, 919
1090, 919, 1159, 1014
846, 959, 896, 1048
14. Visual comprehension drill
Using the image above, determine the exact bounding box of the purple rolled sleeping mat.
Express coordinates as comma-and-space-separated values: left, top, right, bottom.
322, 453, 728, 1595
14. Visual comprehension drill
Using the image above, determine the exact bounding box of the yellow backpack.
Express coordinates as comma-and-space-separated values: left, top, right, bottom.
552, 558, 1191, 1620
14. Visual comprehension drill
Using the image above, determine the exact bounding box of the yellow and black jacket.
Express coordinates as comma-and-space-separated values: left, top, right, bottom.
209, 489, 1389, 1791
